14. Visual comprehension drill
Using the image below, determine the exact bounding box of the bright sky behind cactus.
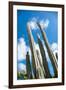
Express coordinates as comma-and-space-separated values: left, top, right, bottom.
17, 10, 58, 78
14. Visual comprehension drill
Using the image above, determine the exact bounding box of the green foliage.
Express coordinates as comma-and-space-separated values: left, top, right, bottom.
17, 71, 27, 80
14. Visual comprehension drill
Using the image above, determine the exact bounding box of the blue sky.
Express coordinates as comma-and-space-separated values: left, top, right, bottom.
17, 10, 58, 44
17, 10, 58, 77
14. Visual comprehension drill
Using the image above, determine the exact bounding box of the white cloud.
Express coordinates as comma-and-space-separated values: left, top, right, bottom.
35, 43, 39, 50
51, 43, 58, 60
31, 17, 38, 22
29, 21, 38, 30
39, 19, 49, 30
18, 37, 32, 62
51, 43, 58, 68
51, 43, 58, 52
29, 17, 38, 30
17, 63, 26, 72
18, 38, 29, 61
28, 17, 49, 30
44, 19, 49, 28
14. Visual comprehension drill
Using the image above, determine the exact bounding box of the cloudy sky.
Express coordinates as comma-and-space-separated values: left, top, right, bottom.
17, 10, 58, 77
